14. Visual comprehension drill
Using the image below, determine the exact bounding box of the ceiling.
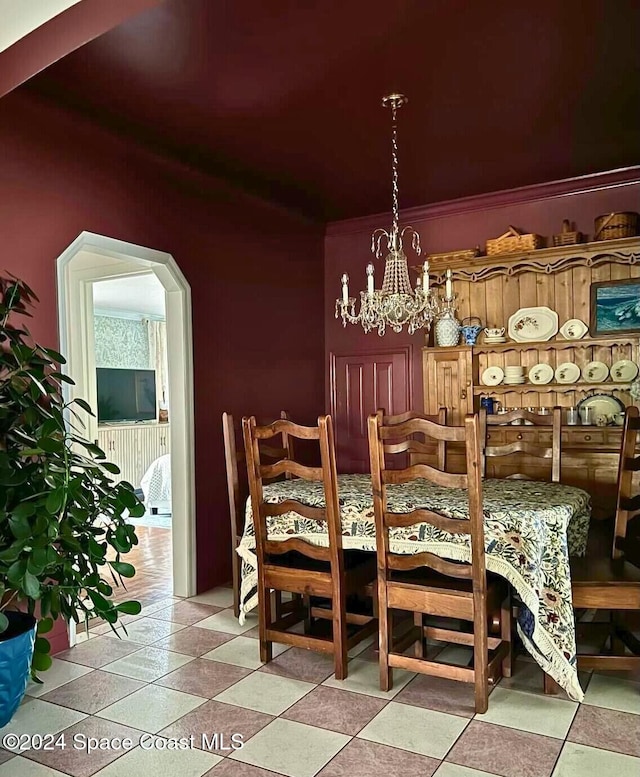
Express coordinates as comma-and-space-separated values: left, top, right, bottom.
93, 273, 166, 319
25, 0, 640, 221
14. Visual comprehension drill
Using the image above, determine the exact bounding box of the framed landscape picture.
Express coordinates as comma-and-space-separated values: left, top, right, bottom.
590, 278, 640, 336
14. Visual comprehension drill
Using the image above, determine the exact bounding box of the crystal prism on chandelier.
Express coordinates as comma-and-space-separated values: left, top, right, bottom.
335, 94, 454, 336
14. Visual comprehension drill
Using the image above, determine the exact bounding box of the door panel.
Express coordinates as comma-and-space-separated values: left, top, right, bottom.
331, 349, 411, 473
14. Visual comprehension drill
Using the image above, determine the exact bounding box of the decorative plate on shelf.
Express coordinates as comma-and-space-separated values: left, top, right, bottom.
508, 307, 559, 342
559, 318, 589, 340
528, 363, 554, 385
481, 366, 504, 386
576, 394, 625, 423
555, 362, 581, 384
582, 361, 609, 383
610, 359, 639, 383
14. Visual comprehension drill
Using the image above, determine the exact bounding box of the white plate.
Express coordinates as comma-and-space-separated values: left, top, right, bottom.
610, 359, 639, 383
555, 362, 580, 384
508, 307, 559, 342
576, 394, 625, 424
559, 318, 589, 340
528, 363, 554, 384
582, 361, 609, 383
481, 366, 504, 386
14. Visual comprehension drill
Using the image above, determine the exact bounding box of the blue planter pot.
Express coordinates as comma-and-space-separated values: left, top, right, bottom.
0, 612, 36, 728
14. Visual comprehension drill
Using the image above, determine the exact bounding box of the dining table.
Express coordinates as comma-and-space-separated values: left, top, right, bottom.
236, 474, 591, 702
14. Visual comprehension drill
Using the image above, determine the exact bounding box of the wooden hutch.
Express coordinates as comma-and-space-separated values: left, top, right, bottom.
422, 236, 640, 519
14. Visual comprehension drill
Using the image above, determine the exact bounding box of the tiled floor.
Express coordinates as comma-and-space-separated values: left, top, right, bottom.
2, 587, 639, 777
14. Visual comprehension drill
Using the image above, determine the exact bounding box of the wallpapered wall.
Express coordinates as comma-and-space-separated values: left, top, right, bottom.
94, 315, 150, 369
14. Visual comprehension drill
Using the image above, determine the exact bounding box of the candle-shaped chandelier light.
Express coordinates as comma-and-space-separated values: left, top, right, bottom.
335, 94, 452, 336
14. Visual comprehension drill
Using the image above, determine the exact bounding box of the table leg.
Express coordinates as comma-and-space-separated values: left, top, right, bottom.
543, 673, 560, 695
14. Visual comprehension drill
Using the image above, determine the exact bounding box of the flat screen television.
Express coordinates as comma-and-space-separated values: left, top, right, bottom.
96, 368, 157, 423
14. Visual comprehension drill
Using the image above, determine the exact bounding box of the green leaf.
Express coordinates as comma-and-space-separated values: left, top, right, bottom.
115, 600, 142, 615
7, 558, 27, 585
31, 650, 53, 672
110, 561, 135, 578
44, 347, 66, 364
22, 571, 41, 599
11, 502, 36, 520
35, 636, 51, 653
8, 514, 31, 539
0, 612, 8, 633
73, 397, 94, 415
86, 589, 110, 613
38, 437, 63, 453
100, 462, 120, 474
45, 489, 64, 515
37, 617, 54, 634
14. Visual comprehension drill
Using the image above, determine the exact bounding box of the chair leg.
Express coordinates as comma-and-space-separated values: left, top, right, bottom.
303, 595, 312, 633
378, 585, 393, 692
473, 606, 489, 714
273, 590, 283, 621
414, 612, 425, 657
232, 545, 241, 619
501, 592, 513, 678
611, 611, 626, 656
332, 586, 348, 681
259, 586, 273, 664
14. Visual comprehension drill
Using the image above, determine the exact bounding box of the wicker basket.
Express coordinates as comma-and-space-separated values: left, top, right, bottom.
594, 212, 639, 241
486, 226, 543, 255
426, 247, 480, 264
552, 219, 583, 247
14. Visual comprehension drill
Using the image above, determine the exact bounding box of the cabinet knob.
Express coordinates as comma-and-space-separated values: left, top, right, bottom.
461, 389, 467, 400
584, 434, 591, 441
517, 433, 523, 440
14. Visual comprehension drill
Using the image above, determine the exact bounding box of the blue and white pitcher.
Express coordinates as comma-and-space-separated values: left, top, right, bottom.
460, 316, 483, 346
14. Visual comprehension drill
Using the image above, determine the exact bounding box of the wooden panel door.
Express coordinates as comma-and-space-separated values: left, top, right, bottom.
423, 347, 473, 426
330, 348, 411, 473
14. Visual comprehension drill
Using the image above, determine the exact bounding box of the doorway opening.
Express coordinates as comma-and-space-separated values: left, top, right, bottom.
56, 232, 196, 641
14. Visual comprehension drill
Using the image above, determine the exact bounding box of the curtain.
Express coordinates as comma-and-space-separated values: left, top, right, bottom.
146, 319, 169, 408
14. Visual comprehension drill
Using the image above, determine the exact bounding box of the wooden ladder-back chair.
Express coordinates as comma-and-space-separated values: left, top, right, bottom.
570, 405, 640, 672
243, 414, 377, 679
223, 411, 293, 618
376, 408, 448, 471
479, 407, 562, 482
368, 413, 512, 713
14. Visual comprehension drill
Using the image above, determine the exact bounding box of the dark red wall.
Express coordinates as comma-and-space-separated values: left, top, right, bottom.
324, 171, 640, 415
0, 88, 325, 593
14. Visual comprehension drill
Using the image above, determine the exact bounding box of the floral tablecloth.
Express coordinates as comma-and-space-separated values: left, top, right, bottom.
237, 475, 591, 701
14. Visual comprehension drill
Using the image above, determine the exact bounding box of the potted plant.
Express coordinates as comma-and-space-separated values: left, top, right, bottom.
0, 276, 143, 726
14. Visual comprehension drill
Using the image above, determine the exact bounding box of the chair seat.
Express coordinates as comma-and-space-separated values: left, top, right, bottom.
391, 567, 508, 597
267, 548, 376, 574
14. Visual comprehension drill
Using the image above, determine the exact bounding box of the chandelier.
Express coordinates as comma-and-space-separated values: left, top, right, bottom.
335, 94, 452, 336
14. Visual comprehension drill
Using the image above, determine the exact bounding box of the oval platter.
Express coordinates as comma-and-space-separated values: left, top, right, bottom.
508, 307, 559, 343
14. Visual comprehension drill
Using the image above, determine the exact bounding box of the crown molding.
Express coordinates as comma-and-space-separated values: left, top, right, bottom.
325, 167, 640, 237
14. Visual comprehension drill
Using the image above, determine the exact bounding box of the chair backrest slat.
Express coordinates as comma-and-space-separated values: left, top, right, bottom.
368, 412, 485, 592
479, 407, 562, 482
376, 408, 448, 470
613, 405, 640, 560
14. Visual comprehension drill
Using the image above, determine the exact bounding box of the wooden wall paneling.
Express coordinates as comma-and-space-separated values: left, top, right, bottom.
483, 276, 504, 331
554, 269, 573, 325
571, 266, 590, 325
456, 280, 472, 327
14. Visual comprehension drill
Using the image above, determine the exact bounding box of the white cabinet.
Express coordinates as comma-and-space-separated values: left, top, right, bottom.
97, 424, 170, 487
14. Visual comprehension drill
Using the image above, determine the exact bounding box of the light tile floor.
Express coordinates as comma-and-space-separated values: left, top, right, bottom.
1, 587, 638, 777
